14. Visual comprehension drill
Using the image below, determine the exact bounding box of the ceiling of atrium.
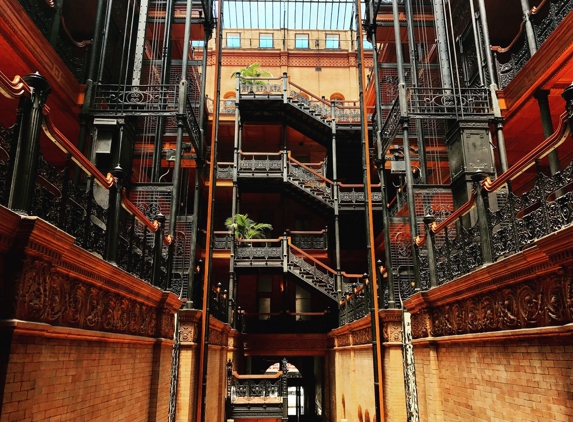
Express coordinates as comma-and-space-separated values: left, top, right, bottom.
221, 0, 361, 30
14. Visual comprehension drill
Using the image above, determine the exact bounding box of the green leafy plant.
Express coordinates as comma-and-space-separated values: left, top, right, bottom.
224, 213, 273, 240
230, 62, 272, 86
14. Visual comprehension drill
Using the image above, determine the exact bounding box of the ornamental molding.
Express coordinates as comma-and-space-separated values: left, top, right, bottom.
406, 225, 573, 340
0, 207, 180, 339
15, 256, 175, 339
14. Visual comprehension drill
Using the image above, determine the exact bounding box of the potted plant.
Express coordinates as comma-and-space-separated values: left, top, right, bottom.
231, 62, 273, 92
224, 213, 273, 242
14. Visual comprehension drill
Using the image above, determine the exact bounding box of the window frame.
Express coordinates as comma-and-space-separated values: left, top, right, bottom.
295, 34, 309, 49
259, 33, 274, 49
226, 33, 241, 48
325, 34, 340, 49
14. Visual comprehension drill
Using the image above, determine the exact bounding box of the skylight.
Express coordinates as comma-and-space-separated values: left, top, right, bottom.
221, 0, 363, 31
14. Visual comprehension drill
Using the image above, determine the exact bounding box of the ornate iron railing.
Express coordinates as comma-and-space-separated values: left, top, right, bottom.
339, 281, 370, 326
91, 84, 179, 114
235, 238, 283, 262
289, 229, 328, 249
0, 71, 169, 289
406, 87, 492, 118
239, 151, 282, 174
19, 0, 90, 81
493, 0, 572, 89
417, 110, 573, 288
226, 359, 288, 420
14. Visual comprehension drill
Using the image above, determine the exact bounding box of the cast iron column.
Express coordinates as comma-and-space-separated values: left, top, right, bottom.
104, 165, 124, 264
8, 73, 51, 215
331, 101, 342, 300
405, 0, 427, 181
520, 0, 538, 56
477, 0, 509, 173
369, 14, 396, 308
392, 0, 421, 291
535, 90, 561, 176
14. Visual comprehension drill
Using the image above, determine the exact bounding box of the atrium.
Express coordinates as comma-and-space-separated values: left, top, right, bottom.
0, 0, 572, 421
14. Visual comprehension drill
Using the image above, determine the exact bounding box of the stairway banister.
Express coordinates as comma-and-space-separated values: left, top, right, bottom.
491, 21, 526, 54
287, 228, 327, 235
288, 153, 334, 185
231, 371, 283, 380
429, 190, 476, 235
241, 76, 282, 81
238, 150, 282, 156
120, 188, 159, 233
237, 238, 282, 244
288, 238, 337, 275
42, 112, 115, 189
482, 112, 570, 193
0, 72, 31, 99
288, 81, 331, 105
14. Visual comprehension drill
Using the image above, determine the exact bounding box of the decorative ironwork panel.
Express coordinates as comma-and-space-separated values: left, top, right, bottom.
407, 87, 492, 118
236, 244, 282, 260
91, 84, 179, 114
291, 232, 327, 249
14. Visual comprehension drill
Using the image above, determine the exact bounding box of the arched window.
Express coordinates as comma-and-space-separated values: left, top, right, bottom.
222, 92, 236, 113
330, 92, 345, 102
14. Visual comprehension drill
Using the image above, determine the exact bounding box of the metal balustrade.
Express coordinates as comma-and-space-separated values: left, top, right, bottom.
0, 71, 171, 289
406, 87, 492, 118
226, 359, 289, 421
493, 0, 573, 89
417, 109, 573, 288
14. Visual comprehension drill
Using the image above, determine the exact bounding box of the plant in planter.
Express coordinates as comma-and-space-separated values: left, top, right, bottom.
231, 62, 273, 88
224, 213, 273, 240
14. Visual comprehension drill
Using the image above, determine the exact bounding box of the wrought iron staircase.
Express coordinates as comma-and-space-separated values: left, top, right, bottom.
235, 75, 368, 148
216, 152, 382, 211
230, 236, 362, 302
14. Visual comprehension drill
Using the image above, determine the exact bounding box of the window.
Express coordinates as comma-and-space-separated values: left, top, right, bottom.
295, 34, 309, 49
363, 37, 373, 50
325, 34, 340, 49
191, 40, 204, 48
227, 33, 240, 48
259, 33, 273, 48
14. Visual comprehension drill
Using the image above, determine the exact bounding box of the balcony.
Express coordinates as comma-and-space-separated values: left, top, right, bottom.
493, 0, 573, 89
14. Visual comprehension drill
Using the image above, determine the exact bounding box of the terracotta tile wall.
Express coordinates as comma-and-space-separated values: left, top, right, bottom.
1, 330, 173, 422
414, 337, 573, 422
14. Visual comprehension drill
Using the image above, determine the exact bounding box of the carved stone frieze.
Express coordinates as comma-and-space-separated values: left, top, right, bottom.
410, 266, 573, 339
15, 255, 175, 339
382, 321, 402, 343
335, 333, 350, 347
352, 327, 372, 345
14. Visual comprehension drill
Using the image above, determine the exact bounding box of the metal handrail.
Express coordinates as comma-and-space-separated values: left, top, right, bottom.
483, 112, 570, 192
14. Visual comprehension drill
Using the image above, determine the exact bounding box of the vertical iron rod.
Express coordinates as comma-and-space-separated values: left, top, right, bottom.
355, 1, 385, 420
369, 9, 396, 308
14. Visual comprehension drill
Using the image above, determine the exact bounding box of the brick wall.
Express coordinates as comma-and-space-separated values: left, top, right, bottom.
382, 345, 407, 422
1, 324, 173, 422
414, 330, 573, 422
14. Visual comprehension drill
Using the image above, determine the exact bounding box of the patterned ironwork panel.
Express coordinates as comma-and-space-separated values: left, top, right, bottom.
407, 87, 492, 118
489, 162, 573, 262
172, 215, 194, 270
388, 222, 416, 301
413, 188, 454, 218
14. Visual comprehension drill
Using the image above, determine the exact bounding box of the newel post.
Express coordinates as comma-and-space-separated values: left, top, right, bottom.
423, 215, 438, 288
152, 213, 167, 287
104, 165, 124, 264
8, 73, 51, 215
473, 172, 493, 265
